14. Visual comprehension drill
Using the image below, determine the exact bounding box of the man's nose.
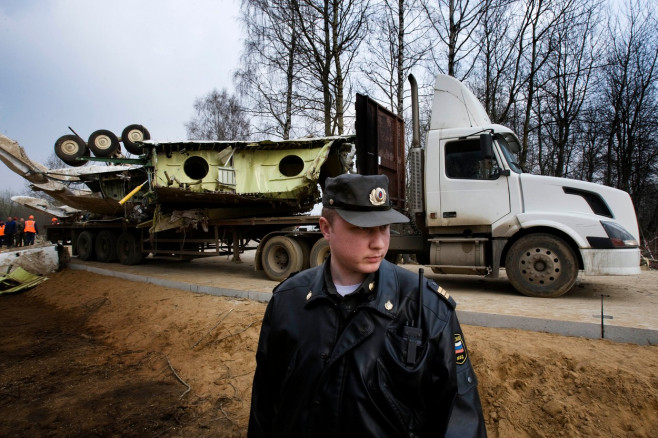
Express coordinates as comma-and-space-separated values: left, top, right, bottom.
369, 228, 387, 248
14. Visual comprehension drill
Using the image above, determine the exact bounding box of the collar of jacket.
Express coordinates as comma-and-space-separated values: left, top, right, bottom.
304, 259, 400, 321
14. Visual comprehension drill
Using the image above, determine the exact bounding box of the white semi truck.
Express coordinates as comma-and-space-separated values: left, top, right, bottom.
385, 74, 640, 297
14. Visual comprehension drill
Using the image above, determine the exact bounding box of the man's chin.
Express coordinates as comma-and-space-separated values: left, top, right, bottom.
360, 260, 383, 273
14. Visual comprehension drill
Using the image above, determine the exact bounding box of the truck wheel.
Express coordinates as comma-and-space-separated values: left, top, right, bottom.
77, 231, 96, 261
505, 233, 578, 298
95, 231, 118, 262
296, 238, 311, 269
88, 129, 120, 157
261, 236, 304, 281
117, 232, 144, 265
121, 124, 150, 155
54, 135, 89, 166
309, 238, 330, 267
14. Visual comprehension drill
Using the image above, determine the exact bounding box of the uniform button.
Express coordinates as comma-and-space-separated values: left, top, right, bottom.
320, 352, 328, 361
467, 376, 473, 384
314, 399, 321, 406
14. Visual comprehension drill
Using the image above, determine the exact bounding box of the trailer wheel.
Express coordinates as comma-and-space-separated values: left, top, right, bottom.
88, 129, 120, 157
505, 233, 578, 298
296, 238, 311, 269
77, 231, 96, 261
117, 232, 144, 265
54, 135, 89, 166
95, 231, 118, 262
121, 124, 150, 155
261, 236, 304, 281
309, 238, 330, 268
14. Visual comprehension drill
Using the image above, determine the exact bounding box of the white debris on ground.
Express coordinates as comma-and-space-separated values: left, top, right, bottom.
0, 243, 69, 275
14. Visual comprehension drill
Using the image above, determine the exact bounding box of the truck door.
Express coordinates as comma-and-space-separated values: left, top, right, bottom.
439, 138, 511, 226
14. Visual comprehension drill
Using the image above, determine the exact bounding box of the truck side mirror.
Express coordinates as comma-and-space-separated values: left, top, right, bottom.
480, 133, 493, 159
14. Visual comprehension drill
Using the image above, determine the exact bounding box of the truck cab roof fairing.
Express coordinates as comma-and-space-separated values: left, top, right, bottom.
429, 74, 491, 130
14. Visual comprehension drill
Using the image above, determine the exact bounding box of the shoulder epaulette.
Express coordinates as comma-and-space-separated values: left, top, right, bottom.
426, 279, 456, 309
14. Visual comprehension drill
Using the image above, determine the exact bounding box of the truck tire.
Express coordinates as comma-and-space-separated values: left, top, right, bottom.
261, 236, 304, 281
77, 231, 96, 261
117, 232, 144, 265
505, 233, 578, 298
296, 238, 311, 269
121, 124, 150, 155
95, 231, 117, 262
88, 129, 120, 157
54, 135, 89, 166
309, 238, 330, 268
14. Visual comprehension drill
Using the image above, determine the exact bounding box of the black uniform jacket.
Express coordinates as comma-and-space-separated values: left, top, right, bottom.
248, 260, 486, 438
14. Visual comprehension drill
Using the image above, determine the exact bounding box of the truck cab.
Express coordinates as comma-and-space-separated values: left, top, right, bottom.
403, 74, 641, 297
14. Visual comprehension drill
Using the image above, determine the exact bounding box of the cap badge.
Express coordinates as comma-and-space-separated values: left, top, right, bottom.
369, 188, 387, 206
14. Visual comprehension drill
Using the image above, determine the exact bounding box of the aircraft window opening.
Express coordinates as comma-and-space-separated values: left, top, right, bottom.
279, 155, 305, 177
184, 156, 210, 180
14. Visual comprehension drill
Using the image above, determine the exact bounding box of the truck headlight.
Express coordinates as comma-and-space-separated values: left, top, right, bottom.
601, 221, 639, 247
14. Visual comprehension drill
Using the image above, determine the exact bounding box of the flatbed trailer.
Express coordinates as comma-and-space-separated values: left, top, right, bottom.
46, 215, 329, 281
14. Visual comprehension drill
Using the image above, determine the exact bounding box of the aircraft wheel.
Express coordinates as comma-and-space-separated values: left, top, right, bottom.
88, 129, 120, 157
121, 124, 150, 155
55, 135, 89, 166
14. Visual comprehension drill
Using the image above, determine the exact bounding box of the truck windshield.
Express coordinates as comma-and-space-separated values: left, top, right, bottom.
496, 134, 523, 174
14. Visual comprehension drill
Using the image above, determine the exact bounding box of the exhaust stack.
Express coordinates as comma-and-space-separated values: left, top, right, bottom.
408, 74, 423, 214
409, 74, 421, 148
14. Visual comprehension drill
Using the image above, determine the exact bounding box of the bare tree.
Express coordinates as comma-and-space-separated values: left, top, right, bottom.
421, 0, 486, 79
601, 0, 658, 238
185, 89, 251, 141
292, 0, 370, 135
534, 0, 600, 177
473, 0, 519, 124
236, 0, 302, 139
360, 0, 432, 115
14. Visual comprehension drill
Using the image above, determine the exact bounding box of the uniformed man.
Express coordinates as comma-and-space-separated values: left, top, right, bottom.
248, 173, 486, 437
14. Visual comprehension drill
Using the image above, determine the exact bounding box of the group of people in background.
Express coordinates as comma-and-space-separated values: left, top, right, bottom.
0, 216, 38, 248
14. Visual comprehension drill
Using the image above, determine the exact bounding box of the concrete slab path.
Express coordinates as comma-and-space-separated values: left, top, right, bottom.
68, 252, 658, 345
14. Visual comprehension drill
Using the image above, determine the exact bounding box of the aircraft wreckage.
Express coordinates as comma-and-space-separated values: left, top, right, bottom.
0, 127, 356, 226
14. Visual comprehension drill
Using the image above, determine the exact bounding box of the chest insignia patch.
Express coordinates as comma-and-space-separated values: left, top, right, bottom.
454, 333, 467, 365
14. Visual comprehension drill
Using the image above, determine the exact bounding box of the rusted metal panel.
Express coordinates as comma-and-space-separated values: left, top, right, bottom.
355, 94, 406, 210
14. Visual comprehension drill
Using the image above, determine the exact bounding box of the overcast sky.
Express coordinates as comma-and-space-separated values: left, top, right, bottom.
0, 0, 242, 190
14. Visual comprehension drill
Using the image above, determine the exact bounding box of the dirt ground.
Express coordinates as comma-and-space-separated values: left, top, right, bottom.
1, 268, 657, 437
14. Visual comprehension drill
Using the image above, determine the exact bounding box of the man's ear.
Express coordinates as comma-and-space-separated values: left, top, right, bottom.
319, 216, 331, 240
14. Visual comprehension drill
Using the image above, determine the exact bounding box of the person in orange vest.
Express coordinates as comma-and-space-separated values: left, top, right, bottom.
0, 220, 5, 247
24, 215, 38, 246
